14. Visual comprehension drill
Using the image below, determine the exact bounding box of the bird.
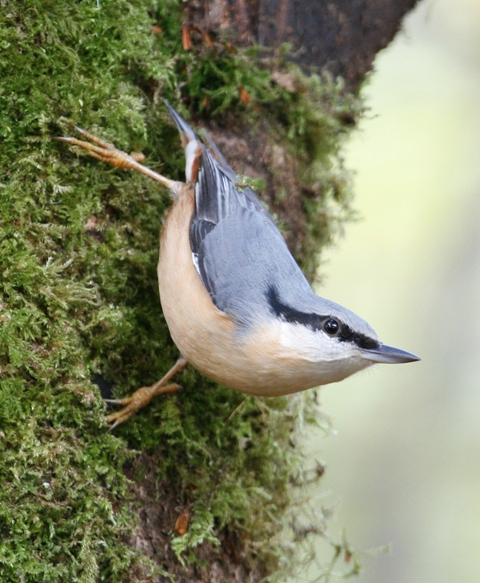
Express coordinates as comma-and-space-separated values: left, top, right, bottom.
57, 102, 420, 428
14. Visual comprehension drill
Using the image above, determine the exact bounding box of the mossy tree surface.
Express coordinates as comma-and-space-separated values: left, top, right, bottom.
0, 1, 363, 581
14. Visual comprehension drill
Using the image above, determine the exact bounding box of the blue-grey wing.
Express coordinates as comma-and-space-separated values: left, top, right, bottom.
190, 149, 315, 325
165, 102, 314, 324
196, 205, 315, 326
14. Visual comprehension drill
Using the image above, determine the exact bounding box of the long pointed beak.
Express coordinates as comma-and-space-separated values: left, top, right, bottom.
362, 343, 421, 364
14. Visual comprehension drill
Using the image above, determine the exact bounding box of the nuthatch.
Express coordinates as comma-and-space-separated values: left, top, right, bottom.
58, 103, 420, 428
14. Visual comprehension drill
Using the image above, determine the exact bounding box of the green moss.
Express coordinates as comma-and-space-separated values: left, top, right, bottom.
0, 0, 363, 581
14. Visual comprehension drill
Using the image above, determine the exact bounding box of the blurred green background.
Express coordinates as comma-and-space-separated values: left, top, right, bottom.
303, 0, 480, 581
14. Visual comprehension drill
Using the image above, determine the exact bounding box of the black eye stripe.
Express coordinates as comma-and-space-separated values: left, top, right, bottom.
266, 286, 379, 350
337, 326, 379, 350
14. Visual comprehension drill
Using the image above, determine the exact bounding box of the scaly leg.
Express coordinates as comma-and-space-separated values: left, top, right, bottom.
55, 128, 183, 192
106, 357, 188, 429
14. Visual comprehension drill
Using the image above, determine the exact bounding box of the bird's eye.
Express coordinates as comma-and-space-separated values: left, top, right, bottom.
324, 318, 340, 335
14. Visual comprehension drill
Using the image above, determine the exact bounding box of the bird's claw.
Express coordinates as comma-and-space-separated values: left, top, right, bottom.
105, 382, 182, 430
55, 128, 143, 169
56, 126, 180, 189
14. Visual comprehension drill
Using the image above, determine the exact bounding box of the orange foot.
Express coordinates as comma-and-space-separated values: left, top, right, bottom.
55, 127, 181, 190
105, 357, 188, 429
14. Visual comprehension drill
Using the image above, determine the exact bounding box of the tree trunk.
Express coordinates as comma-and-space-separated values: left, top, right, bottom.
0, 1, 418, 581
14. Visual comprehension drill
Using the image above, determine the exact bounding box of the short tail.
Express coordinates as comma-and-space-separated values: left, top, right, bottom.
163, 100, 197, 143
163, 100, 202, 183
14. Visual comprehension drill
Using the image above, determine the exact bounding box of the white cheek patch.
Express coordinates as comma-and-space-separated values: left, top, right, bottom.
278, 322, 355, 363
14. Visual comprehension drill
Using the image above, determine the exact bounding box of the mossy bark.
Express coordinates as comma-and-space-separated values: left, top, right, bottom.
0, 1, 414, 581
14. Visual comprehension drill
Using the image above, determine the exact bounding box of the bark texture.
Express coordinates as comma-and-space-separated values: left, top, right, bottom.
186, 0, 419, 89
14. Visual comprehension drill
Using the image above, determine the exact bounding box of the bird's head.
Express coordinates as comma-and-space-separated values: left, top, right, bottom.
266, 286, 420, 386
